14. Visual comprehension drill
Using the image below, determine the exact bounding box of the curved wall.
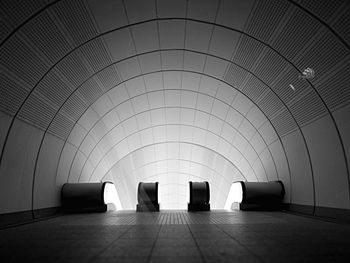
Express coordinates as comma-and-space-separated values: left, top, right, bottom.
0, 0, 349, 216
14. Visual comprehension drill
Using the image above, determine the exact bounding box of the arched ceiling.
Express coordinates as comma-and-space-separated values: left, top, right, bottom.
0, 0, 349, 210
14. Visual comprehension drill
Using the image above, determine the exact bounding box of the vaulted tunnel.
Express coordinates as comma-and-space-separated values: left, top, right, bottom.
0, 0, 350, 219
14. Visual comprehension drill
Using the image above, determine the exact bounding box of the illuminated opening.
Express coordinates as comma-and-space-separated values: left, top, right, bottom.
103, 182, 122, 211
186, 184, 190, 204
224, 181, 243, 210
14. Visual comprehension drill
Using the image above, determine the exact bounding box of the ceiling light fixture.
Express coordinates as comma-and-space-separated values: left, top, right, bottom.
289, 67, 315, 92
298, 67, 315, 80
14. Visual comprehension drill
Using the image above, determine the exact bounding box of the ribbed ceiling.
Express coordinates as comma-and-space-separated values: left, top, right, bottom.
0, 0, 349, 210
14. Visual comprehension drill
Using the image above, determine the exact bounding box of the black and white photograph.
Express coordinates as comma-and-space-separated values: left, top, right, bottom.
0, 0, 350, 262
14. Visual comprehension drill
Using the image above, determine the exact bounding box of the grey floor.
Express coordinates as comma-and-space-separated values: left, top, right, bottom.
1, 211, 350, 263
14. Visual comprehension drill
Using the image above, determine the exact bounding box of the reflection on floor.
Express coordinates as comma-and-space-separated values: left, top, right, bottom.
1, 210, 350, 262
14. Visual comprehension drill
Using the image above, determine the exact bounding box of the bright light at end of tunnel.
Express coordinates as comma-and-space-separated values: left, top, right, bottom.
103, 183, 122, 210
224, 182, 243, 210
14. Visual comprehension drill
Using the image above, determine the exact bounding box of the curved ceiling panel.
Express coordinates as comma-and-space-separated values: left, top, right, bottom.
57, 71, 283, 209
0, 0, 349, 213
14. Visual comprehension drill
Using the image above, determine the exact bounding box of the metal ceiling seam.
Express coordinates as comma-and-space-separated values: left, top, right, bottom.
154, 0, 168, 171
215, 79, 280, 182
187, 3, 220, 177
121, 1, 147, 138
235, 104, 271, 181
125, 6, 159, 171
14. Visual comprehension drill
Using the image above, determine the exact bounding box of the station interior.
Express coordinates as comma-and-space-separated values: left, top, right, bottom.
1, 0, 350, 262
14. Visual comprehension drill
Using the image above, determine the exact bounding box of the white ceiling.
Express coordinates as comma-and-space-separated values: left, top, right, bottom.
0, 0, 349, 209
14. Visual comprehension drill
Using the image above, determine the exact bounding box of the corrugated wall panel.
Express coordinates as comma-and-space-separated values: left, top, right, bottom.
233, 36, 265, 70
35, 70, 73, 108
317, 61, 350, 111
0, 72, 30, 115
0, 35, 49, 86
61, 93, 89, 121
0, 0, 53, 28
245, 0, 290, 42
241, 75, 268, 102
254, 49, 289, 86
77, 78, 104, 105
0, 17, 12, 43
271, 109, 298, 136
224, 63, 248, 89
295, 0, 344, 22
257, 91, 284, 118
289, 90, 327, 126
272, 66, 310, 104
48, 112, 75, 139
96, 65, 121, 91
80, 38, 112, 72
54, 0, 98, 45
271, 9, 320, 61
332, 5, 350, 45
18, 94, 56, 130
295, 30, 348, 80
21, 11, 72, 63
56, 52, 91, 87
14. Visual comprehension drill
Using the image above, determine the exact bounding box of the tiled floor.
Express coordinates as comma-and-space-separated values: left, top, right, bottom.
1, 210, 350, 262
